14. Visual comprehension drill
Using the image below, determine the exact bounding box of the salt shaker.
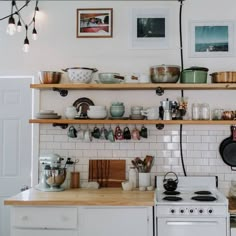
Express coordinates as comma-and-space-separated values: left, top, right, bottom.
129, 167, 138, 189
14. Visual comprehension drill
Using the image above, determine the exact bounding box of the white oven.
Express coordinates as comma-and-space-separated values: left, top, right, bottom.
155, 176, 230, 236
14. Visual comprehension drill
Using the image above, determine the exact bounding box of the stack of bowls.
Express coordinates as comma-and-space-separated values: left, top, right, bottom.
110, 102, 125, 118
87, 106, 107, 119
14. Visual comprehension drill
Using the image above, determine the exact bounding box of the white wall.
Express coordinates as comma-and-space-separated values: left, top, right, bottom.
1, 0, 236, 195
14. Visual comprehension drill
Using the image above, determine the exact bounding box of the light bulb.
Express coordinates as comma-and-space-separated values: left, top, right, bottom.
6, 16, 16, 36
23, 37, 29, 53
17, 20, 22, 32
32, 28, 37, 40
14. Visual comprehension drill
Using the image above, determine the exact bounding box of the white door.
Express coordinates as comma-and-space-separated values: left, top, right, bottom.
0, 76, 33, 236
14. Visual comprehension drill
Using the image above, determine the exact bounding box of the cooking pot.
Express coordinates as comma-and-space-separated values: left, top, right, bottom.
163, 171, 178, 191
150, 65, 181, 83
180, 67, 208, 83
210, 71, 236, 83
220, 125, 236, 170
62, 67, 98, 84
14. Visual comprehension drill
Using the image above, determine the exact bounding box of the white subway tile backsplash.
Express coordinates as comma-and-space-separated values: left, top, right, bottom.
39, 126, 234, 194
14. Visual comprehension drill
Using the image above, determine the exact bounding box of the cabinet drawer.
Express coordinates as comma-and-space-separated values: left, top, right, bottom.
12, 207, 77, 229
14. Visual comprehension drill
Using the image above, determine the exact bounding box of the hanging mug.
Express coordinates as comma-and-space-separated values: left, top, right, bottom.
115, 125, 123, 140
100, 126, 109, 140
67, 125, 77, 138
140, 125, 148, 138
107, 127, 115, 142
131, 127, 140, 140
123, 127, 131, 140
92, 126, 101, 139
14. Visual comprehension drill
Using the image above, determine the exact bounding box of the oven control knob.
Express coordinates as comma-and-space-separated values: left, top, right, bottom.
208, 208, 213, 214
170, 209, 175, 214
199, 209, 204, 214
189, 209, 194, 214
180, 209, 185, 214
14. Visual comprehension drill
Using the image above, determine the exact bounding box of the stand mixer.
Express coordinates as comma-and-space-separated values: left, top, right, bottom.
35, 154, 66, 192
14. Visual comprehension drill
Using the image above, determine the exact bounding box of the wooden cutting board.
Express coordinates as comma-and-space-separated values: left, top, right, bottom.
88, 160, 126, 187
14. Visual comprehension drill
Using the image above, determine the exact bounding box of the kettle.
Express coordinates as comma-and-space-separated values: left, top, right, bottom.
163, 171, 178, 191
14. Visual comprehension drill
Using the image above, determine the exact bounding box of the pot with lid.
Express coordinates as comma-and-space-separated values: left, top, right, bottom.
180, 66, 208, 83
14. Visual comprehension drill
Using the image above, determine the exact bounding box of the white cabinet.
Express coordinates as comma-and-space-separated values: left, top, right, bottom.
10, 205, 153, 236
10, 206, 78, 236
78, 206, 153, 236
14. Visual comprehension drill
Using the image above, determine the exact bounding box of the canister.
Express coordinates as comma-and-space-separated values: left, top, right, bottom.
180, 67, 208, 83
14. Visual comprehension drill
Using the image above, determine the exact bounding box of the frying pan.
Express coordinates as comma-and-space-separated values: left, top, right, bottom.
220, 126, 236, 170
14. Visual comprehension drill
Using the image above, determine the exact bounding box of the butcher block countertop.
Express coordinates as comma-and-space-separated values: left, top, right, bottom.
4, 188, 155, 206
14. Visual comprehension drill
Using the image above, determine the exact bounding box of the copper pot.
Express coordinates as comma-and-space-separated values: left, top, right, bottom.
210, 71, 236, 83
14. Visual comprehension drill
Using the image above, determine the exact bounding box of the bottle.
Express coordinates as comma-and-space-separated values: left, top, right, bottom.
129, 167, 137, 189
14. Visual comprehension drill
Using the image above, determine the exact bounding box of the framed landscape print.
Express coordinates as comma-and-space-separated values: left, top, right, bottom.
129, 8, 170, 49
189, 21, 234, 57
76, 8, 113, 38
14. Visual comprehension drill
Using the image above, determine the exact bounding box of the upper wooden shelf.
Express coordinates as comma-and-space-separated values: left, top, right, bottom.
30, 83, 236, 90
29, 119, 236, 125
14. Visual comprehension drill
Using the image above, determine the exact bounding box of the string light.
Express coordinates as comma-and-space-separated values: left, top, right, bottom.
23, 25, 29, 53
2, 0, 40, 52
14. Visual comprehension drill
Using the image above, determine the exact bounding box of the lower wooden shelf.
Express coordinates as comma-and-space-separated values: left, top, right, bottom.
29, 119, 236, 125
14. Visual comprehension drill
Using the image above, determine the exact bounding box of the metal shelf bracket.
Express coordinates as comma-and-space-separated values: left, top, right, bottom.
156, 87, 164, 96
53, 88, 68, 97
52, 123, 68, 129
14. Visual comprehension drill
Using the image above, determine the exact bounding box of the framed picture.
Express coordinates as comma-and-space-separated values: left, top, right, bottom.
129, 8, 170, 49
76, 8, 113, 38
189, 21, 234, 57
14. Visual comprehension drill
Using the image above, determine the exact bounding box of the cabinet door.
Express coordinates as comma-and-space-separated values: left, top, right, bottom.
12, 229, 78, 236
79, 206, 153, 236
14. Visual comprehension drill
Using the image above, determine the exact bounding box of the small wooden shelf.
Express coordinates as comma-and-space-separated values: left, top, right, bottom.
30, 83, 236, 90
29, 119, 236, 125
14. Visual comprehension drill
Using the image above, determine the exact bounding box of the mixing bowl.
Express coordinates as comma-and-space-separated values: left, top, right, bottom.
38, 71, 63, 84
98, 73, 122, 84
45, 168, 66, 189
150, 65, 181, 83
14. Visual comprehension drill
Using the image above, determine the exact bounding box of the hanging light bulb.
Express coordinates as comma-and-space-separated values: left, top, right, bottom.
6, 15, 16, 35
17, 19, 22, 32
32, 27, 37, 40
23, 36, 29, 53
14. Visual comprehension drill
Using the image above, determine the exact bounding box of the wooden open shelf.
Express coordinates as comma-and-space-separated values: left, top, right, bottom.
29, 119, 236, 125
30, 83, 236, 90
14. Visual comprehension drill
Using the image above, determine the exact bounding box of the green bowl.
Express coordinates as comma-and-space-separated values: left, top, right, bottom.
180, 70, 207, 83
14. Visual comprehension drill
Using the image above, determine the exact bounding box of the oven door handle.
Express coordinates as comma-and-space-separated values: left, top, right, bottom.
166, 221, 219, 226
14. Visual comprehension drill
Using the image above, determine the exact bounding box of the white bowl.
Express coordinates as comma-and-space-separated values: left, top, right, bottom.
89, 105, 106, 111
87, 110, 107, 119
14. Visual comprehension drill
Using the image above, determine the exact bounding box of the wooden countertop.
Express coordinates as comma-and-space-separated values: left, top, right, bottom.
4, 188, 155, 206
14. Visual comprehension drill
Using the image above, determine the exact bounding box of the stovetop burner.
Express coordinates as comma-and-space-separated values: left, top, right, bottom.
163, 190, 180, 195
194, 190, 212, 195
163, 196, 182, 201
191, 195, 217, 201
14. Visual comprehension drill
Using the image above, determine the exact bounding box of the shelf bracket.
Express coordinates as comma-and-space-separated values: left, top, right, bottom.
53, 88, 68, 97
156, 124, 165, 130
156, 87, 164, 96
52, 123, 68, 129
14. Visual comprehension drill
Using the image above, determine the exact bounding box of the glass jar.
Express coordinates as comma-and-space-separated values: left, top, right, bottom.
200, 103, 210, 120
192, 103, 200, 120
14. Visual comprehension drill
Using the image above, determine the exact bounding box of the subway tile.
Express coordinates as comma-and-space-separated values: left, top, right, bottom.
120, 143, 135, 150
165, 143, 179, 150
113, 150, 128, 158
187, 136, 201, 143
134, 143, 150, 150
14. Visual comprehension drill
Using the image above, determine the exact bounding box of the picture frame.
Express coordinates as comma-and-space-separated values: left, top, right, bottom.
129, 8, 170, 49
76, 8, 113, 38
189, 21, 234, 58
